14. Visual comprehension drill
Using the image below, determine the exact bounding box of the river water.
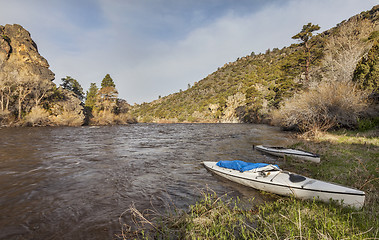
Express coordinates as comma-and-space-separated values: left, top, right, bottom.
0, 123, 293, 239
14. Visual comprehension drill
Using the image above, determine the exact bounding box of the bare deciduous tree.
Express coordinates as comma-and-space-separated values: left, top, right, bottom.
15, 80, 33, 120
31, 77, 54, 107
322, 18, 374, 83
0, 72, 14, 112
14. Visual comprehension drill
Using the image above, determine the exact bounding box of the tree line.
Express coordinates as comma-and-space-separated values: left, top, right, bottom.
60, 74, 136, 125
0, 73, 135, 126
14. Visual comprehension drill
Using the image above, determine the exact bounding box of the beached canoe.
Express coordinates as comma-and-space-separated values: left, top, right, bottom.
203, 160, 365, 209
254, 145, 321, 163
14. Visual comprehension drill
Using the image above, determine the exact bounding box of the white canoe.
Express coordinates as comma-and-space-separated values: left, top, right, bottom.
255, 145, 321, 163
203, 161, 365, 209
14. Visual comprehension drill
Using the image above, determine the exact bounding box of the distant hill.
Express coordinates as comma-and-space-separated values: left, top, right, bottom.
132, 5, 379, 128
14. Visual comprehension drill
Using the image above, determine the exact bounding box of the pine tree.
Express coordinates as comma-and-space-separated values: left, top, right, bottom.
85, 83, 98, 110
292, 23, 320, 82
61, 76, 85, 101
101, 74, 116, 88
99, 74, 118, 101
353, 40, 378, 92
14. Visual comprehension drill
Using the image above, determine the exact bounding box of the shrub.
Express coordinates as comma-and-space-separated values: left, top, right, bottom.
89, 110, 137, 125
114, 113, 137, 124
50, 110, 84, 126
0, 110, 12, 126
357, 117, 379, 131
23, 106, 50, 126
271, 81, 369, 133
90, 110, 115, 125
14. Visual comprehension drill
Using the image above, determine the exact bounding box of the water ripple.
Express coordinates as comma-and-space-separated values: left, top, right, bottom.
0, 123, 292, 239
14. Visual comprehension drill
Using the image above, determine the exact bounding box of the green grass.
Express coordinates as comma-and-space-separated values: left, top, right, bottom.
120, 129, 379, 239
121, 192, 378, 239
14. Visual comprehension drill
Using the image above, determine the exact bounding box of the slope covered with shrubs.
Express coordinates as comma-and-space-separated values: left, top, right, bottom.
132, 43, 313, 123
132, 5, 379, 133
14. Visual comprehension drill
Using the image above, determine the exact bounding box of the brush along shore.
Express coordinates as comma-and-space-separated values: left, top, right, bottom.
119, 129, 378, 240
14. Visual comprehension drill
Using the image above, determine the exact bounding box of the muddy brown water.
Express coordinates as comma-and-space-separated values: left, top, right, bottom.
0, 123, 293, 239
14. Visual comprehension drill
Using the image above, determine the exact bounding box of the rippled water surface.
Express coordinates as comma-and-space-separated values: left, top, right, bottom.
0, 123, 293, 239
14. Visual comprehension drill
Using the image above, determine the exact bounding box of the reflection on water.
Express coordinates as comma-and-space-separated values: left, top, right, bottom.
0, 123, 292, 239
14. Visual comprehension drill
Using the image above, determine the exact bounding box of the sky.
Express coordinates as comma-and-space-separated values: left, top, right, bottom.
0, 0, 377, 104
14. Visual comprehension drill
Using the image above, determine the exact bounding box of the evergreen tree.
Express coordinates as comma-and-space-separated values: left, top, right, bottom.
353, 41, 379, 92
98, 74, 118, 113
85, 83, 98, 109
99, 74, 118, 101
101, 74, 116, 88
292, 23, 320, 82
61, 76, 85, 101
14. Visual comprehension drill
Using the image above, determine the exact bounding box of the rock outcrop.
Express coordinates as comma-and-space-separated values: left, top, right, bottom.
0, 24, 55, 82
0, 24, 85, 126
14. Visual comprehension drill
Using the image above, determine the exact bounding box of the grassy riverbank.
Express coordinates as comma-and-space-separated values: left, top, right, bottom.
121, 129, 378, 239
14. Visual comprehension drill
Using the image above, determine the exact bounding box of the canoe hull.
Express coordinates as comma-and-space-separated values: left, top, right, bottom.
203, 161, 365, 209
255, 145, 321, 163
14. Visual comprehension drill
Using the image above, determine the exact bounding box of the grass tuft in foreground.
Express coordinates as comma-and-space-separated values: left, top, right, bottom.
120, 191, 377, 240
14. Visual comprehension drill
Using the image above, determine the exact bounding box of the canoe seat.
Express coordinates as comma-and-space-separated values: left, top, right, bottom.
289, 174, 306, 183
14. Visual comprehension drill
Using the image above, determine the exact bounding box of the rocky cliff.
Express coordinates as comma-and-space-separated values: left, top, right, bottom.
0, 24, 85, 126
0, 24, 55, 82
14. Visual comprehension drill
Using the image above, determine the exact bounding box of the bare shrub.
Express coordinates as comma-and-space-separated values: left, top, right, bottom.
90, 110, 115, 125
272, 82, 369, 133
0, 109, 12, 126
90, 110, 137, 125
114, 113, 137, 124
50, 110, 84, 126
24, 106, 50, 126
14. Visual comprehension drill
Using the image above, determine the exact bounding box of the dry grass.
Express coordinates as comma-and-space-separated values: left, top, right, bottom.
316, 129, 379, 146
271, 81, 369, 133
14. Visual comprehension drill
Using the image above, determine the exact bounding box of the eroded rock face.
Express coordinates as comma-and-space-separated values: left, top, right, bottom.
0, 24, 55, 81
0, 24, 85, 126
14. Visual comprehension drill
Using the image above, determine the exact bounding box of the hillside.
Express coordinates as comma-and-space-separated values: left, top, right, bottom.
132, 5, 379, 129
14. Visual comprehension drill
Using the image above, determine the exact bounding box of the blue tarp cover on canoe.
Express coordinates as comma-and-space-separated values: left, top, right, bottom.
216, 160, 277, 172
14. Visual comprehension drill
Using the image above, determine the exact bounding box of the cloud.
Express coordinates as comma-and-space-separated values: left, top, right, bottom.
0, 0, 377, 104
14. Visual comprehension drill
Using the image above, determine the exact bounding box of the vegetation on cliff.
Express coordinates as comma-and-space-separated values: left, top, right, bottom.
84, 74, 137, 125
0, 24, 135, 127
0, 24, 84, 126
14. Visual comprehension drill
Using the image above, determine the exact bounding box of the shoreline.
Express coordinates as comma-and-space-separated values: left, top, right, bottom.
120, 128, 379, 239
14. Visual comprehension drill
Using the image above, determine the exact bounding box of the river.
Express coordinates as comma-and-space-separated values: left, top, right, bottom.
0, 123, 293, 239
